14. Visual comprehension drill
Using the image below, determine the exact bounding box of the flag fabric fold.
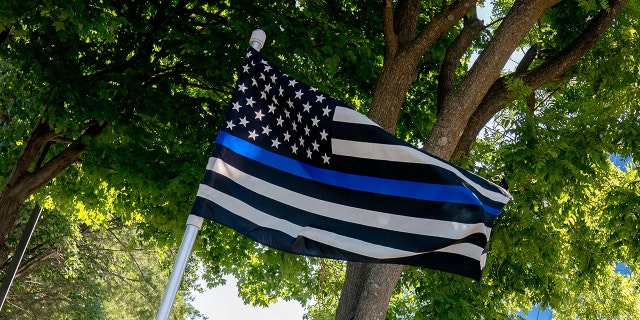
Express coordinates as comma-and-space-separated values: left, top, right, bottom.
191, 47, 511, 280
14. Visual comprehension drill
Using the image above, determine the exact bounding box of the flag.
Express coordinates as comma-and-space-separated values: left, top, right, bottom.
191, 47, 511, 280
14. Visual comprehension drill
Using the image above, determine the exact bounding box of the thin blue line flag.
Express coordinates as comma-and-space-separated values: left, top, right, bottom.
191, 47, 512, 280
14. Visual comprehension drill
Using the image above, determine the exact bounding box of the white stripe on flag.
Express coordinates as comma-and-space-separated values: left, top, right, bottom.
435, 243, 486, 269
435, 243, 483, 258
197, 184, 422, 259
299, 227, 418, 259
206, 157, 489, 240
332, 106, 380, 127
198, 183, 302, 237
330, 136, 510, 204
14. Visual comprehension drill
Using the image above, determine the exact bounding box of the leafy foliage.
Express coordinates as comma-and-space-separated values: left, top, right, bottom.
1, 0, 639, 318
1, 202, 204, 319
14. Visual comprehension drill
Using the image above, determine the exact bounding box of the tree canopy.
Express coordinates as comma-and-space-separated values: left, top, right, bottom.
1, 0, 639, 319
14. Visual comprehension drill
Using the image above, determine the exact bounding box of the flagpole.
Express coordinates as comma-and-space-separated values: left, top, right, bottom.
155, 214, 203, 320
0, 205, 43, 311
154, 29, 266, 320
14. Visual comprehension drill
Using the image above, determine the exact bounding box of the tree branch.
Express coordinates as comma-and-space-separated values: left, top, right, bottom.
516, 43, 540, 73
108, 229, 147, 283
85, 0, 190, 81
3, 118, 58, 191
437, 12, 485, 112
424, 0, 562, 159
393, 0, 422, 44
408, 0, 480, 61
17, 121, 108, 197
368, 0, 479, 133
383, 0, 398, 58
520, 0, 629, 89
15, 249, 58, 279
451, 0, 561, 106
451, 0, 629, 159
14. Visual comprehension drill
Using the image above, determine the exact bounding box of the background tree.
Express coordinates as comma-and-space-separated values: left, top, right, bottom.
1, 202, 203, 319
1, 0, 639, 319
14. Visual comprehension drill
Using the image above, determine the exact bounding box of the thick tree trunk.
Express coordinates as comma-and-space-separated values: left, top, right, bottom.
335, 50, 417, 319
336, 263, 404, 319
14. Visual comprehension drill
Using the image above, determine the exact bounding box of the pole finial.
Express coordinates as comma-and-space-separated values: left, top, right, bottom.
250, 29, 267, 51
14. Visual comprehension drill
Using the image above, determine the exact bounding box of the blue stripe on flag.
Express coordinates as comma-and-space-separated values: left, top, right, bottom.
215, 131, 500, 215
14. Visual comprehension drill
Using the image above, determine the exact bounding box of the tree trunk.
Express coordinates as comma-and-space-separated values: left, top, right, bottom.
336, 263, 404, 319
335, 49, 418, 319
0, 191, 28, 268
336, 1, 482, 318
334, 0, 573, 319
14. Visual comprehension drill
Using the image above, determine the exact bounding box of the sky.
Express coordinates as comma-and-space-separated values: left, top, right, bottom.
191, 276, 304, 319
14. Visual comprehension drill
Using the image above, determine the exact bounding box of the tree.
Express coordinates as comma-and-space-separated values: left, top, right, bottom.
333, 0, 639, 318
1, 0, 639, 319
0, 0, 378, 273
0, 0, 225, 266
1, 202, 204, 319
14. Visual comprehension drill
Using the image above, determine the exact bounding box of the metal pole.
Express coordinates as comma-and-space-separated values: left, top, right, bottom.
155, 215, 204, 320
0, 205, 43, 311
154, 29, 266, 320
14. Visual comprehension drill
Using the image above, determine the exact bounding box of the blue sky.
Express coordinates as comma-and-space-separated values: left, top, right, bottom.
521, 305, 553, 320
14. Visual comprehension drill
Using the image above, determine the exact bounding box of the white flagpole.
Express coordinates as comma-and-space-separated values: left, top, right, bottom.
0, 205, 43, 311
155, 214, 203, 320
154, 29, 266, 320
